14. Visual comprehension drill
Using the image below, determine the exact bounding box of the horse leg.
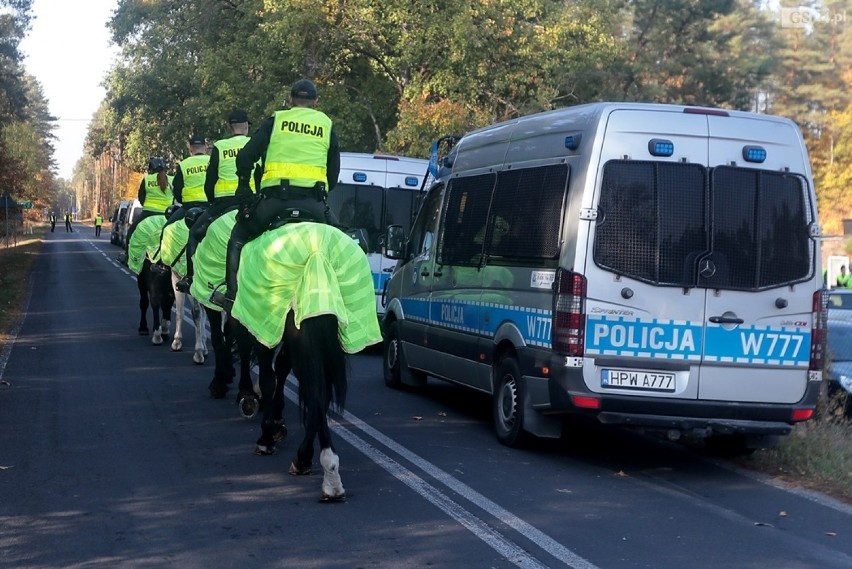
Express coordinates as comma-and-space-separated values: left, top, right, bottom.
137, 274, 149, 335
271, 345, 290, 441
253, 343, 279, 455
159, 272, 173, 343
170, 273, 184, 352
231, 318, 259, 416
191, 297, 207, 364
206, 308, 232, 399
149, 273, 164, 345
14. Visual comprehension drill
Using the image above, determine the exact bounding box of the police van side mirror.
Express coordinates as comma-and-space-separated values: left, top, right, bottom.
385, 225, 406, 260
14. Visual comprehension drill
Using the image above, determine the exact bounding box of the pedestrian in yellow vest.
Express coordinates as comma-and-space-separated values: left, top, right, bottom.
837, 265, 851, 288
94, 212, 103, 237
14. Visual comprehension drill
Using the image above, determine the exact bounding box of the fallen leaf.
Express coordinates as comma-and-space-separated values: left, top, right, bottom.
412, 416, 423, 421
754, 522, 774, 527
825, 532, 837, 537
615, 470, 628, 477
779, 511, 788, 517
438, 411, 447, 417
0, 465, 13, 470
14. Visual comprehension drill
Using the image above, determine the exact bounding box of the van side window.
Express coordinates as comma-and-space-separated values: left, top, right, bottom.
439, 173, 497, 266
708, 167, 813, 289
486, 164, 567, 260
327, 183, 383, 252
595, 160, 707, 286
407, 183, 445, 259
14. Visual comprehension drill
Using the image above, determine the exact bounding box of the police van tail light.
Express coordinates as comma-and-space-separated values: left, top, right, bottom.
553, 269, 586, 357
809, 289, 828, 371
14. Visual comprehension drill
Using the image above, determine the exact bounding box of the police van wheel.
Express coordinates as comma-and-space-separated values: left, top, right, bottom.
383, 320, 425, 389
493, 356, 529, 448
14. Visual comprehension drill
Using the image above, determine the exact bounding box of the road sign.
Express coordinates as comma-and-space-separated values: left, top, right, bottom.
17, 201, 32, 209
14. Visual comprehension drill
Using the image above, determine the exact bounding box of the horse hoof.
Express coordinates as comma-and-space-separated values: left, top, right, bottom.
193, 352, 205, 365
238, 396, 259, 419
320, 492, 346, 503
170, 340, 182, 352
273, 420, 287, 442
254, 444, 275, 456
289, 461, 311, 476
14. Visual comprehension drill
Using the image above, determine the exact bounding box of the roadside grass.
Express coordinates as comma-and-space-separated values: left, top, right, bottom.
0, 227, 849, 505
0, 225, 45, 351
739, 401, 852, 504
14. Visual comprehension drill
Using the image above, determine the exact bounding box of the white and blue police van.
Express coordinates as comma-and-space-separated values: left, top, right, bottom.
327, 152, 430, 317
381, 102, 826, 453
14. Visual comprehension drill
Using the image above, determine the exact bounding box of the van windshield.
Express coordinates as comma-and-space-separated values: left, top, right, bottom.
594, 160, 815, 291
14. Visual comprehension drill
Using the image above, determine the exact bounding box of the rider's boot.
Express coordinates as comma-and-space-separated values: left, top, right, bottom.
175, 276, 192, 293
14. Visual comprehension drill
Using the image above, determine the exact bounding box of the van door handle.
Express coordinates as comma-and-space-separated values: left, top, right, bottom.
420, 268, 430, 277
709, 316, 744, 324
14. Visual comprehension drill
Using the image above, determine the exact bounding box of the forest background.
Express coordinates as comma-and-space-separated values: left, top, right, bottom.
2, 0, 852, 237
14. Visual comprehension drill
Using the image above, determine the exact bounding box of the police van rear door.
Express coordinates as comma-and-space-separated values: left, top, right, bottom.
581, 107, 710, 401
697, 113, 815, 404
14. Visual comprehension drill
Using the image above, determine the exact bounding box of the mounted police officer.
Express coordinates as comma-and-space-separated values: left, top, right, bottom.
176, 110, 258, 293
167, 134, 210, 227
212, 79, 340, 309
119, 156, 173, 264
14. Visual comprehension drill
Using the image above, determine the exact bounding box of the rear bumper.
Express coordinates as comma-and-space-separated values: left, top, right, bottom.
537, 354, 821, 435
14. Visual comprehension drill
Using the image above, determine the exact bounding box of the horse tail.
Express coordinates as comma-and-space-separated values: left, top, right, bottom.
295, 314, 347, 414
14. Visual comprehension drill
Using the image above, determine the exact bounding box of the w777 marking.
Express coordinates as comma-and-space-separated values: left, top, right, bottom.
740, 332, 804, 358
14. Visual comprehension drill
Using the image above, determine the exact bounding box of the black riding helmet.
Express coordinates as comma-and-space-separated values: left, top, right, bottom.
148, 156, 166, 173
164, 204, 180, 218
184, 206, 205, 229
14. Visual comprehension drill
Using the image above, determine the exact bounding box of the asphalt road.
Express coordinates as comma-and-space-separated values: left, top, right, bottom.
1, 229, 851, 569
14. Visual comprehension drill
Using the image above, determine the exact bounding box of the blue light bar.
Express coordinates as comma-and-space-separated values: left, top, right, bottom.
353, 172, 367, 182
742, 146, 767, 163
648, 139, 674, 157
405, 176, 419, 187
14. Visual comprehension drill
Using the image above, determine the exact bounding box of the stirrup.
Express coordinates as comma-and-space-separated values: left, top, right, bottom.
117, 252, 128, 265
210, 290, 234, 309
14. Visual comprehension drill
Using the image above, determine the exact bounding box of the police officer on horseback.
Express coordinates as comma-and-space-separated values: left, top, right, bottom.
119, 156, 173, 264
176, 110, 258, 293
212, 79, 340, 309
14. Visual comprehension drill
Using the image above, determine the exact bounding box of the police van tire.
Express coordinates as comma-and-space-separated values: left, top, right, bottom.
383, 320, 426, 389
493, 356, 529, 448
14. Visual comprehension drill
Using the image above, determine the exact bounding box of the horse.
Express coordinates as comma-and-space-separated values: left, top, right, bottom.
127, 214, 174, 344
158, 212, 209, 364
231, 220, 382, 502
188, 208, 260, 408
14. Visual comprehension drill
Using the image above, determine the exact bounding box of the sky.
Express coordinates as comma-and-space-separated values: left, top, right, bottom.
20, 0, 119, 180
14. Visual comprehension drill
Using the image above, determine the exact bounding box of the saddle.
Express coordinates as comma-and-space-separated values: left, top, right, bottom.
267, 208, 369, 254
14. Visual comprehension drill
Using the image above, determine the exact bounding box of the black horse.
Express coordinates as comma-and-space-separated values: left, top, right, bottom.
253, 310, 347, 502
137, 257, 175, 342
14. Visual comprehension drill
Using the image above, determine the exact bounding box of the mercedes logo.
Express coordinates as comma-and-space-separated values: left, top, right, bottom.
699, 259, 716, 278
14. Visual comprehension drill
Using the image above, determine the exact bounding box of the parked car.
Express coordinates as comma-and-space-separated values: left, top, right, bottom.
826, 318, 852, 418
827, 289, 852, 322
117, 199, 143, 248
109, 201, 130, 246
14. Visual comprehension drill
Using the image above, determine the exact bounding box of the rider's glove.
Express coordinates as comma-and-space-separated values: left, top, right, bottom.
235, 178, 253, 202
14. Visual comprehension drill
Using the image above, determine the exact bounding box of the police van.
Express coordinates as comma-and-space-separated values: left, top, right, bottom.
327, 152, 430, 317
382, 102, 826, 453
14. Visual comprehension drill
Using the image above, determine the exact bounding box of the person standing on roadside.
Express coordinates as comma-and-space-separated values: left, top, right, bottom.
49, 212, 56, 232
213, 79, 340, 308
94, 212, 103, 237
176, 110, 257, 293
64, 212, 73, 232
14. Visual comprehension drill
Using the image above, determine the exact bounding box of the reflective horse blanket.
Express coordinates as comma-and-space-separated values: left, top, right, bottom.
190, 210, 237, 312
128, 215, 166, 275
231, 222, 382, 353
159, 219, 189, 277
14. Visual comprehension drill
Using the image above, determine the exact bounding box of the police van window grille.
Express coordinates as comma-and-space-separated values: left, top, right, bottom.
486, 164, 567, 260
439, 174, 496, 266
326, 183, 384, 253
709, 167, 813, 290
594, 161, 707, 286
